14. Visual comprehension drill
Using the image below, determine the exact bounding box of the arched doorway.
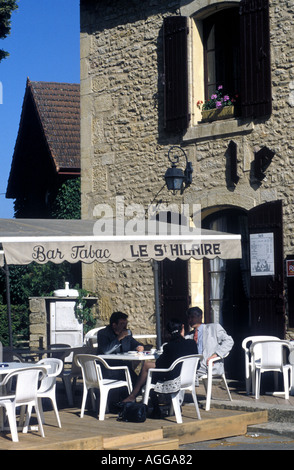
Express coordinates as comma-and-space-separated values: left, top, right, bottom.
202, 201, 285, 379
158, 202, 285, 379
202, 208, 250, 378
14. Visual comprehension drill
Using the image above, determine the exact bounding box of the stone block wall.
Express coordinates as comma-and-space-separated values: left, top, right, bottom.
80, 0, 180, 331
80, 0, 294, 331
29, 297, 47, 349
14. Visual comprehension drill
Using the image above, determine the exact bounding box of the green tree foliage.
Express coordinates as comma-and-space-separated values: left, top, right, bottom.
4, 263, 79, 305
0, 304, 29, 347
51, 178, 81, 219
0, 0, 18, 62
3, 178, 82, 303
74, 288, 96, 333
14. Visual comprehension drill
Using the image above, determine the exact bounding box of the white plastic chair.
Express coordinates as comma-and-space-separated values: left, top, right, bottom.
37, 358, 63, 428
47, 343, 72, 361
252, 340, 292, 399
47, 343, 79, 405
242, 335, 279, 394
84, 327, 105, 348
61, 346, 93, 406
143, 354, 202, 424
0, 366, 47, 442
75, 354, 133, 420
200, 354, 232, 411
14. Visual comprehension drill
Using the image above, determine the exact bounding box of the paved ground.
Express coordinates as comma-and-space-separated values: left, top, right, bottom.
181, 432, 294, 450
203, 377, 294, 408
183, 378, 294, 450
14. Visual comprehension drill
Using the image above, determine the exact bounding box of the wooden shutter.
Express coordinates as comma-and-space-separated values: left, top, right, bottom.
163, 16, 189, 132
248, 200, 285, 338
228, 140, 239, 185
239, 0, 272, 118
254, 146, 275, 179
286, 256, 294, 328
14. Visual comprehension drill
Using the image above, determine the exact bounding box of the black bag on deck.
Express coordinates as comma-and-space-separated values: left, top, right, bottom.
117, 402, 147, 423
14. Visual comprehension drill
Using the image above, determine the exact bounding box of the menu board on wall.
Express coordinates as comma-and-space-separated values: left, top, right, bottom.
286, 260, 294, 277
250, 232, 275, 276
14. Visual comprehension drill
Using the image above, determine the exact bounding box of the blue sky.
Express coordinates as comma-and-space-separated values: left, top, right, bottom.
0, 0, 80, 218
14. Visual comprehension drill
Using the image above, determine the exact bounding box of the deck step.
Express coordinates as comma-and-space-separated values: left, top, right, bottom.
20, 435, 104, 451
107, 438, 179, 450
103, 428, 164, 449
103, 428, 179, 450
163, 410, 268, 445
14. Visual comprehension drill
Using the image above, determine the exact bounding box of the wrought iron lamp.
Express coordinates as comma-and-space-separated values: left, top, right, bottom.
164, 146, 193, 194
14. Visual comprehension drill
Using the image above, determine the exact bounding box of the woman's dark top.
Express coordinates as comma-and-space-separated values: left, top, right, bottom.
152, 336, 198, 383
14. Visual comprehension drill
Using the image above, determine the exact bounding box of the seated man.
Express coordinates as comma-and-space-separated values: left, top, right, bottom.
97, 311, 144, 355
185, 306, 234, 377
97, 311, 144, 387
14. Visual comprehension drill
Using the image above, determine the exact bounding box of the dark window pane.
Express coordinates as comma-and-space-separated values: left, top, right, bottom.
204, 8, 240, 101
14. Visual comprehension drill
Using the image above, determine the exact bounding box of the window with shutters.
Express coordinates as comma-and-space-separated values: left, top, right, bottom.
164, 0, 272, 135
203, 8, 240, 111
190, 5, 241, 126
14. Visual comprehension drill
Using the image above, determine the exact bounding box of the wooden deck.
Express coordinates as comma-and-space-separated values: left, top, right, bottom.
0, 398, 267, 450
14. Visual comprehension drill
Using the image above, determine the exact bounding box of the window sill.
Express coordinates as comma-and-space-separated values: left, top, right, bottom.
183, 117, 254, 143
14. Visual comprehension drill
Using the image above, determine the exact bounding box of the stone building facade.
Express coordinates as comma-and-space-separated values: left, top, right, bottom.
80, 0, 294, 373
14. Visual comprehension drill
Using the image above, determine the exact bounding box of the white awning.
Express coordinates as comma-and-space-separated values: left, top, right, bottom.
0, 218, 242, 265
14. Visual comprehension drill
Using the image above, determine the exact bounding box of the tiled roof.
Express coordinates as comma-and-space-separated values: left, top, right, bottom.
28, 80, 80, 171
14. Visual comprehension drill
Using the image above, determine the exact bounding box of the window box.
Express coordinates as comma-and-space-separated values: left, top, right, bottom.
201, 105, 236, 123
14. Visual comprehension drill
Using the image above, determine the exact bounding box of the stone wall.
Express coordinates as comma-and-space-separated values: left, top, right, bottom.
80, 0, 294, 332
29, 297, 47, 348
80, 0, 181, 331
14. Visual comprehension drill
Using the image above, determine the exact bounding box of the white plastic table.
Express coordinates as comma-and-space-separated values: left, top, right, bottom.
0, 362, 44, 375
100, 351, 156, 361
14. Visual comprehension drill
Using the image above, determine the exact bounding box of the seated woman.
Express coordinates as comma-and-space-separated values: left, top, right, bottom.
122, 318, 198, 402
